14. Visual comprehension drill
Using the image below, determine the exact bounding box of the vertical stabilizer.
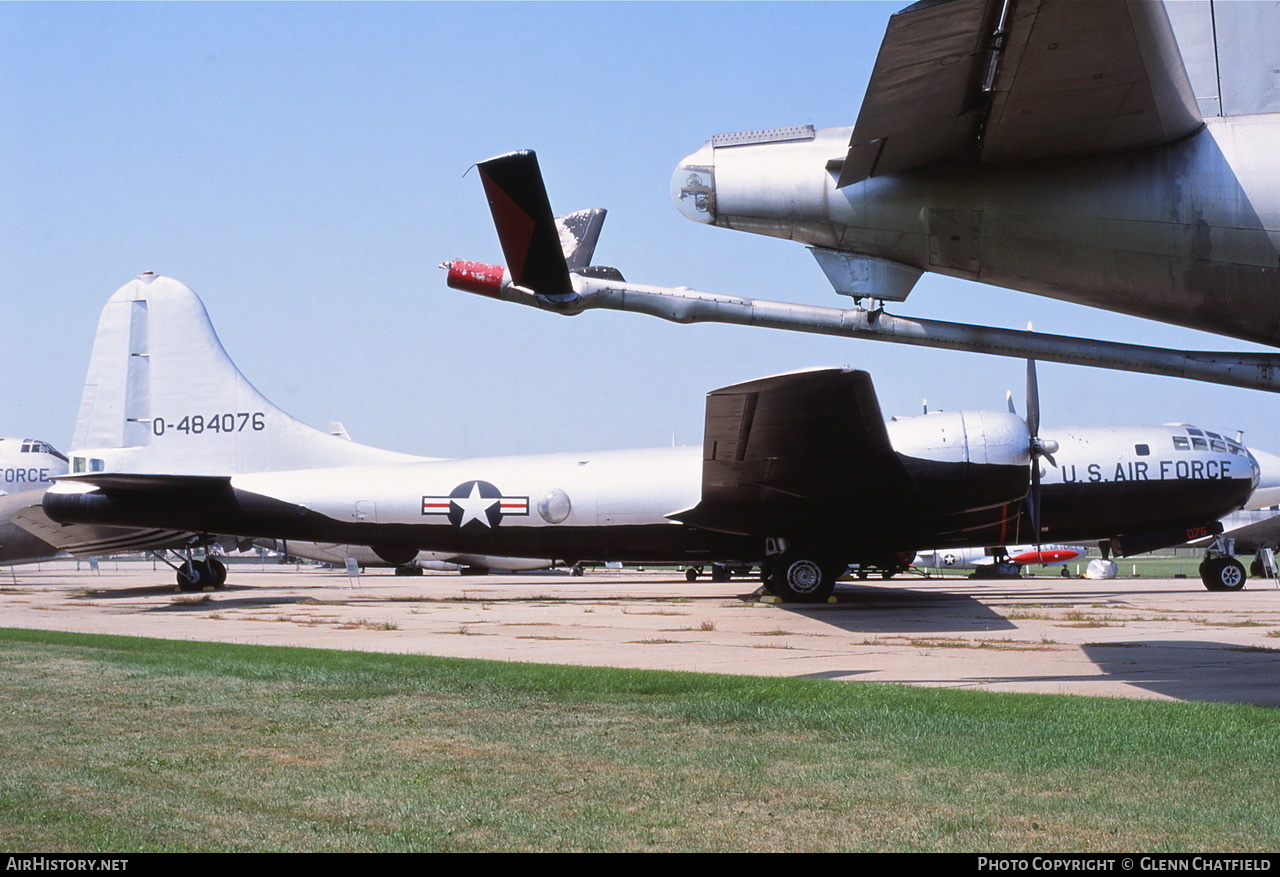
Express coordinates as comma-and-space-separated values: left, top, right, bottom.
71, 274, 425, 475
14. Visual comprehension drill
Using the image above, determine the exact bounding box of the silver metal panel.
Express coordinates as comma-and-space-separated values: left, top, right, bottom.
1163, 0, 1221, 116
982, 0, 1201, 162
809, 248, 924, 301
1212, 0, 1280, 117
841, 0, 993, 185
711, 126, 815, 148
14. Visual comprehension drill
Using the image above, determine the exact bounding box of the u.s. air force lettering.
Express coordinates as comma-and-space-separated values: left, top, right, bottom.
421, 481, 529, 529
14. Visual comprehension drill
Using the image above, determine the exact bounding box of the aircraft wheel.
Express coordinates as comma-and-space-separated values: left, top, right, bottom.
1201, 557, 1246, 592
570, 565, 584, 577
1251, 559, 1263, 578
206, 558, 228, 588
881, 570, 895, 580
176, 561, 205, 592
768, 554, 835, 603
685, 567, 699, 582
711, 565, 730, 583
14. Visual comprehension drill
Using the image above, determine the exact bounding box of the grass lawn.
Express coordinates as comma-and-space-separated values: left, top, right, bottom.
1, 627, 1276, 852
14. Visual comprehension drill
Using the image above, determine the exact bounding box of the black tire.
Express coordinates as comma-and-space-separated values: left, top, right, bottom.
206, 558, 228, 588
176, 561, 204, 592
1201, 557, 1247, 592
1251, 559, 1263, 578
768, 553, 835, 603
711, 565, 730, 583
685, 567, 699, 583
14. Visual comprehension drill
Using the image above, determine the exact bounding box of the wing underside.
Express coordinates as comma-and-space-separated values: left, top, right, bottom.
838, 0, 1201, 186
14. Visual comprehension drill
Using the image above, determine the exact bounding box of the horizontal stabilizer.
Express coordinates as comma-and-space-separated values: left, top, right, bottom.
556, 208, 607, 271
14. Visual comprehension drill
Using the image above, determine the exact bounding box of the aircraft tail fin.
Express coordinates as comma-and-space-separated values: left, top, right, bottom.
70, 273, 423, 476
476, 150, 577, 301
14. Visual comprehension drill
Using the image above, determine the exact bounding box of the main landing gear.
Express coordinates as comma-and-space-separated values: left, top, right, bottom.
175, 557, 228, 592
764, 551, 839, 603
1199, 556, 1246, 591
1195, 535, 1248, 592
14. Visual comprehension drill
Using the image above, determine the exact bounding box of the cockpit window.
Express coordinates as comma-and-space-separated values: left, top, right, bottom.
1186, 427, 1205, 436
1191, 437, 1208, 450
19, 440, 68, 462
1172, 436, 1190, 450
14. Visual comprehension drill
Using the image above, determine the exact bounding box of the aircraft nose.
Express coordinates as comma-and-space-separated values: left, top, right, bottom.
671, 141, 716, 224
1247, 448, 1262, 492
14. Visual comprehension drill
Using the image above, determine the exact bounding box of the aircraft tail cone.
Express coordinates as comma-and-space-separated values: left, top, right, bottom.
442, 260, 505, 298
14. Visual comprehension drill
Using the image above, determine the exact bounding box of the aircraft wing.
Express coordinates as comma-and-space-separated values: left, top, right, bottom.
27, 474, 235, 557
673, 368, 906, 537
1205, 511, 1280, 554
10, 503, 197, 557
838, 0, 1201, 186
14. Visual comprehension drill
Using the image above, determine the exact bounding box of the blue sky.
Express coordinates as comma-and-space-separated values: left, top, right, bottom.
3, 1, 1277, 459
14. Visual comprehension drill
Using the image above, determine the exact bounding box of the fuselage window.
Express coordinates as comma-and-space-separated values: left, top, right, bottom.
1135, 443, 1150, 456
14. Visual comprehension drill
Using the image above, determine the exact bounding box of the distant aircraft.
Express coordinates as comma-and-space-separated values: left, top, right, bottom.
0, 437, 66, 496
449, 2, 1280, 390
42, 274, 1258, 599
913, 544, 1086, 576
256, 539, 553, 576
0, 438, 67, 565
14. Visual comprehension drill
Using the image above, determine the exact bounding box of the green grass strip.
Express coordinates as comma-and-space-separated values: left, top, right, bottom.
1, 627, 1277, 852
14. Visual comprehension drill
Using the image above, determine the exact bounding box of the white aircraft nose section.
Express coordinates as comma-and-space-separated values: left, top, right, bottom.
672, 141, 716, 224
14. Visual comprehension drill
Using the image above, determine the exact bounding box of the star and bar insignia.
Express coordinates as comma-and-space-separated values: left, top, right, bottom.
422, 480, 529, 529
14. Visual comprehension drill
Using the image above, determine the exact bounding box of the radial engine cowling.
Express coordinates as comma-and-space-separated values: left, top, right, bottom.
887, 410, 1032, 514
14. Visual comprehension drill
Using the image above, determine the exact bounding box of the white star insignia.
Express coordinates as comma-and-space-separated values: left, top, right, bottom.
453, 481, 498, 528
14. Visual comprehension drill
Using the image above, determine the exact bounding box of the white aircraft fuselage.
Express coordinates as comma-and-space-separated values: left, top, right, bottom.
48, 418, 1255, 568
38, 275, 1260, 599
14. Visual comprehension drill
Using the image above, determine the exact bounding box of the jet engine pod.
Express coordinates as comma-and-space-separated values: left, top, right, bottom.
371, 545, 417, 566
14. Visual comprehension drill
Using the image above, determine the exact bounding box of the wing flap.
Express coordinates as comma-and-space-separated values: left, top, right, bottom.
839, 0, 995, 186
838, 0, 1201, 186
982, 0, 1201, 162
10, 504, 196, 557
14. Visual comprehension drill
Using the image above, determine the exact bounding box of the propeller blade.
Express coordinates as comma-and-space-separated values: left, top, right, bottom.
1025, 357, 1040, 439
1026, 460, 1044, 548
